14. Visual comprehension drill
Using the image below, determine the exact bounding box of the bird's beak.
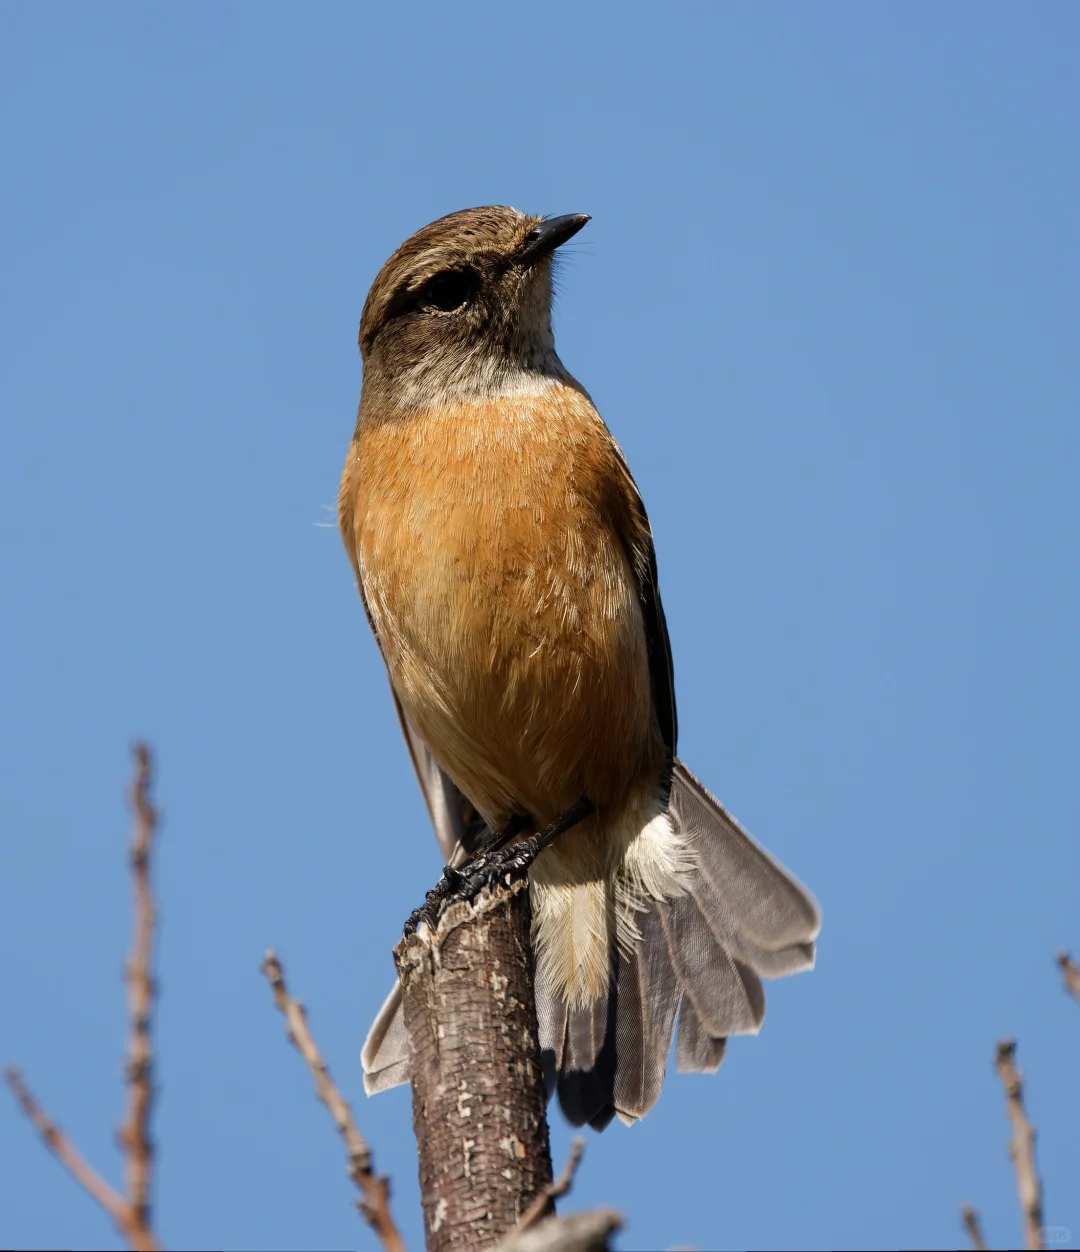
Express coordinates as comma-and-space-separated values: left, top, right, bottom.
516, 214, 591, 266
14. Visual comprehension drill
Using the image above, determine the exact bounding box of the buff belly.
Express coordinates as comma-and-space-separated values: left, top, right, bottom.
350, 395, 661, 829
345, 390, 685, 1004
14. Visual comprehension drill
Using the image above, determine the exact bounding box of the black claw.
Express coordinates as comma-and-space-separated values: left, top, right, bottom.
454, 837, 541, 901
402, 865, 461, 938
401, 798, 595, 939
401, 845, 534, 938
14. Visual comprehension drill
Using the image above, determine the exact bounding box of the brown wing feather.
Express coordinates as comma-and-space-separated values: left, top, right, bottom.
606, 444, 678, 758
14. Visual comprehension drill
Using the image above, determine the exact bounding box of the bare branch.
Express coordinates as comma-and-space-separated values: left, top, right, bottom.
517, 1138, 586, 1232
494, 1210, 623, 1252
961, 1204, 987, 1251
1057, 952, 1080, 1006
121, 742, 158, 1235
5, 1066, 137, 1235
261, 950, 405, 1252
994, 1040, 1044, 1250
4, 744, 163, 1251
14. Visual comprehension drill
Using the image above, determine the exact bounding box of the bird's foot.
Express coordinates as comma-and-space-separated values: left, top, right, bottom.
402, 797, 595, 939
402, 864, 464, 939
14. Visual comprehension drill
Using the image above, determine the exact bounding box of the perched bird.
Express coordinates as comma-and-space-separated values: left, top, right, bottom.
339, 206, 821, 1129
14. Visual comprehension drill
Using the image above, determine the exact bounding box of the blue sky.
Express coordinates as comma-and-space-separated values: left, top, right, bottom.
2, 3, 1078, 1249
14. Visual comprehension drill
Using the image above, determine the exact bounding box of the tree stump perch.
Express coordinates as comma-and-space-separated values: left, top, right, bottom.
394, 874, 554, 1252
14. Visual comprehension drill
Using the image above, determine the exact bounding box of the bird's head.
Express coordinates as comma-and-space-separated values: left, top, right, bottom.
358, 206, 589, 411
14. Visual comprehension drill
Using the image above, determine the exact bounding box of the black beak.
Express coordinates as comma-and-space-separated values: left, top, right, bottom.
517, 213, 590, 266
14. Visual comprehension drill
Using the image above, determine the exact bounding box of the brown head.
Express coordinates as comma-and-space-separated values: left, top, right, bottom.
357, 206, 590, 414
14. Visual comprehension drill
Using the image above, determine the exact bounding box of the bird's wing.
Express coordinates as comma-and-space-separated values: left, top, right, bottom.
606, 442, 678, 758
391, 690, 481, 866
352, 568, 482, 1096
359, 708, 478, 1096
351, 567, 481, 866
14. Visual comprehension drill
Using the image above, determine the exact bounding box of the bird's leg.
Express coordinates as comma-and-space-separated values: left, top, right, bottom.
466, 796, 596, 882
403, 798, 595, 938
471, 811, 532, 857
401, 813, 528, 938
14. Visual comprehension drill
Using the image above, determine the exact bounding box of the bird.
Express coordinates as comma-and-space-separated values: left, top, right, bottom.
338, 206, 821, 1129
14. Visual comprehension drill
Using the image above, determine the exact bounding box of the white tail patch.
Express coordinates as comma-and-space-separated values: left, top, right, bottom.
529, 797, 695, 1010
530, 872, 609, 1010
613, 802, 694, 955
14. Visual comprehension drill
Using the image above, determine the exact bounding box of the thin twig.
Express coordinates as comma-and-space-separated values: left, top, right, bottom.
4, 744, 162, 1251
495, 1210, 623, 1252
517, 1137, 586, 1232
1057, 952, 1080, 1006
5, 1066, 134, 1233
121, 743, 158, 1235
261, 950, 405, 1252
995, 1040, 1044, 1250
961, 1204, 987, 1251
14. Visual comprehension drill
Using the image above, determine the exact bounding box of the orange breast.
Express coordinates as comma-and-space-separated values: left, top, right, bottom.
341, 383, 662, 828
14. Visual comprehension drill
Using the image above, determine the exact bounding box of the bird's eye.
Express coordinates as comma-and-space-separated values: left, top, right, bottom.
420, 269, 476, 313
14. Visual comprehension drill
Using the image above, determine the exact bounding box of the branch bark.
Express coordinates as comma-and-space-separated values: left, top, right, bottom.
394, 876, 553, 1252
516, 1138, 585, 1232
262, 950, 405, 1252
994, 1040, 1044, 1250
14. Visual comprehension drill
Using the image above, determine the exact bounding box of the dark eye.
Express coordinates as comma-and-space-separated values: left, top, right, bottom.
420, 269, 476, 313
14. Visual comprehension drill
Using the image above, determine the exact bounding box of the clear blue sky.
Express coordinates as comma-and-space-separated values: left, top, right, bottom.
2, 4, 1078, 1250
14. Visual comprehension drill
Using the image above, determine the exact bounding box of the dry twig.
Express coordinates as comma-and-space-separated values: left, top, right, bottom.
517, 1137, 586, 1232
494, 1210, 623, 1252
961, 1204, 987, 1251
261, 950, 404, 1252
4, 1065, 144, 1240
4, 742, 162, 1251
1057, 952, 1080, 1006
994, 1040, 1044, 1250
123, 742, 159, 1234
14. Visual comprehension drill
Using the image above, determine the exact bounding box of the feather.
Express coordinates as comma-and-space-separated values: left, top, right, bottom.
670, 762, 821, 960
657, 894, 765, 1038
612, 905, 682, 1124
357, 707, 480, 1097
551, 760, 820, 1114
535, 931, 568, 1103
360, 760, 821, 1116
361, 981, 411, 1094
392, 693, 482, 866
556, 983, 617, 1130
676, 999, 727, 1074
566, 989, 609, 1075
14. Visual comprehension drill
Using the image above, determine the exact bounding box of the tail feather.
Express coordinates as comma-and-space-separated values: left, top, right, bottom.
611, 906, 682, 1125
676, 999, 727, 1074
561, 760, 819, 1124
534, 949, 568, 1081
690, 867, 817, 979
671, 763, 821, 958
566, 989, 608, 1074
556, 989, 617, 1131
361, 980, 410, 1095
360, 760, 821, 1130
657, 894, 766, 1039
